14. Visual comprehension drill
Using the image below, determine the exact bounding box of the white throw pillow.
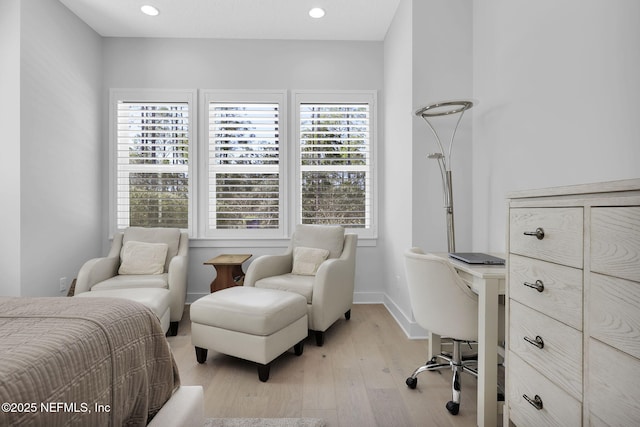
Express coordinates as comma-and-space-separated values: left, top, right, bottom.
118, 241, 169, 275
292, 246, 330, 276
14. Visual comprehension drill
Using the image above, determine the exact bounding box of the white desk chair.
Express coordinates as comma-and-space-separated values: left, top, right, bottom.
404, 247, 480, 415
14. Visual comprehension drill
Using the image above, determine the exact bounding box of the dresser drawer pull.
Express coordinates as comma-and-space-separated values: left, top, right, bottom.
523, 227, 545, 240
523, 280, 544, 292
523, 394, 544, 410
524, 335, 545, 349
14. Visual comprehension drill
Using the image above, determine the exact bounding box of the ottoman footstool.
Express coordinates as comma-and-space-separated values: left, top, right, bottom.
190, 286, 308, 382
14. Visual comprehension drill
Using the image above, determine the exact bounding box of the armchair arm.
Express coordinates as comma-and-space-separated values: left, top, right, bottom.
167, 254, 188, 322
243, 252, 293, 287
166, 231, 189, 322
75, 232, 124, 295
309, 234, 358, 331
74, 256, 119, 295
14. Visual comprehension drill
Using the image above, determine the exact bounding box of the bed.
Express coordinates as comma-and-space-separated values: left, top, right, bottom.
0, 296, 200, 426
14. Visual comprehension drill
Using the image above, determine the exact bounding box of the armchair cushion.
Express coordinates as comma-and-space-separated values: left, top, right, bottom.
118, 241, 168, 275
92, 274, 169, 290
292, 224, 344, 259
255, 274, 314, 303
292, 246, 330, 275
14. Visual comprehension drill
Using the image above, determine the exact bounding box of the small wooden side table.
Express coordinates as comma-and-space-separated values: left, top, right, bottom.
204, 254, 252, 293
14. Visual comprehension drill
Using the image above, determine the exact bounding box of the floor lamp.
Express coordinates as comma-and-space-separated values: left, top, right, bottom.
415, 100, 474, 253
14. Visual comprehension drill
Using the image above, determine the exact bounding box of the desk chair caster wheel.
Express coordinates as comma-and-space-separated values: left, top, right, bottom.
405, 376, 417, 389
446, 401, 459, 415
426, 357, 438, 366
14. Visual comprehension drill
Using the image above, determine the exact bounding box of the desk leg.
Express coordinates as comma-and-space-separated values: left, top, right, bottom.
477, 278, 499, 427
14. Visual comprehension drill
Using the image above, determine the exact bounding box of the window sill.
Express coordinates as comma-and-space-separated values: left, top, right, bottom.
188, 236, 377, 248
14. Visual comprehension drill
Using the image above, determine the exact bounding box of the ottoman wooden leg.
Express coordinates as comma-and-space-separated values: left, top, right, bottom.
294, 340, 304, 356
195, 346, 208, 364
258, 363, 271, 382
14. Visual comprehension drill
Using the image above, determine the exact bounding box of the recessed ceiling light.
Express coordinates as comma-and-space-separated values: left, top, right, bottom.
141, 5, 160, 16
309, 7, 325, 19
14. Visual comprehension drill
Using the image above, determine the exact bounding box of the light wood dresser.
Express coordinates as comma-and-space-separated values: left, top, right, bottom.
505, 179, 640, 426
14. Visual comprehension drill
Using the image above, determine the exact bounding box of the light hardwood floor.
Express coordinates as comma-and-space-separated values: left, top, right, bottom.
167, 304, 481, 427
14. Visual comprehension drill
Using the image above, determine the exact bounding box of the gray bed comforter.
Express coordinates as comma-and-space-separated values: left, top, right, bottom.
0, 297, 179, 426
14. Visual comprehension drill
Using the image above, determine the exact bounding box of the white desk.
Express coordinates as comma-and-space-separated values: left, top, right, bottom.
430, 253, 505, 427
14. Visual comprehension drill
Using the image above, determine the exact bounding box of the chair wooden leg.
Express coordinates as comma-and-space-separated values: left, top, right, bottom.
314, 330, 325, 347
345, 309, 351, 320
195, 346, 208, 364
258, 363, 271, 382
294, 340, 304, 356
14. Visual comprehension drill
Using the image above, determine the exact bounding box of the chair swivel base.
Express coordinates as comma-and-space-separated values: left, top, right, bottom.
405, 340, 478, 416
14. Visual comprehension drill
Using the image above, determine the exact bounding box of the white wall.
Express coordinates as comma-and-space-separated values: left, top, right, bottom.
382, 0, 416, 332
382, 0, 473, 336
17, 0, 103, 296
103, 38, 382, 90
0, 0, 22, 296
102, 37, 385, 302
473, 0, 640, 251
412, 0, 474, 255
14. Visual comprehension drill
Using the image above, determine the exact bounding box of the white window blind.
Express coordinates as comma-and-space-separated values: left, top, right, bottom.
115, 101, 190, 230
207, 100, 281, 231
299, 102, 372, 229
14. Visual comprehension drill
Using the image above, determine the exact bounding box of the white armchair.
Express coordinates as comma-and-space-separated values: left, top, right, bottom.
75, 227, 189, 335
243, 224, 357, 346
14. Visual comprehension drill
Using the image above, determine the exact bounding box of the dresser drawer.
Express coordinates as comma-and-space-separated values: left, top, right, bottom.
510, 208, 583, 268
591, 207, 640, 283
509, 300, 582, 400
509, 254, 583, 330
588, 338, 640, 426
508, 351, 581, 427
590, 272, 640, 359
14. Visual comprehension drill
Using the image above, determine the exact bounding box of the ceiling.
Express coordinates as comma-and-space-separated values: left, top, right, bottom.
59, 0, 401, 41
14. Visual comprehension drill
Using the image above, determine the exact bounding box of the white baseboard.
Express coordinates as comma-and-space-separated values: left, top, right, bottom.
352, 292, 428, 339
380, 294, 429, 339
353, 291, 385, 304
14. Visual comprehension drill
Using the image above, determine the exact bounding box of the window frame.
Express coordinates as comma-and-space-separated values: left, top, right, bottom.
198, 90, 288, 239
293, 90, 378, 239
109, 89, 197, 237
108, 89, 377, 243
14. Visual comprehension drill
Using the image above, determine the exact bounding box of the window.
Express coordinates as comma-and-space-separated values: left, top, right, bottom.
110, 89, 377, 241
201, 91, 286, 238
110, 90, 195, 233
295, 91, 376, 238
